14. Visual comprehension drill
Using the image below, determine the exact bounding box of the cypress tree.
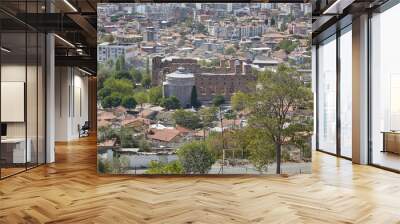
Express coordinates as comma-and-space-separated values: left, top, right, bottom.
191, 86, 201, 108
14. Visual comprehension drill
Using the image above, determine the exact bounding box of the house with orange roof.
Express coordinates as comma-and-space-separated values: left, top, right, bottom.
98, 111, 116, 121
146, 127, 192, 148
98, 138, 117, 147
147, 128, 181, 143
98, 119, 112, 128
175, 125, 192, 135
123, 117, 153, 128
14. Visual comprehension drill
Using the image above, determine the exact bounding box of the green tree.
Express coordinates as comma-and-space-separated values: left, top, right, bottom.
212, 95, 225, 107
231, 91, 247, 113
103, 78, 134, 96
230, 91, 247, 128
115, 71, 131, 81
145, 57, 150, 77
224, 47, 236, 55
230, 128, 252, 160
97, 126, 119, 143
130, 68, 143, 83
177, 141, 216, 174
97, 66, 112, 90
145, 160, 184, 174
199, 107, 218, 127
197, 23, 207, 34
205, 132, 224, 159
148, 86, 163, 105
290, 118, 313, 161
173, 109, 202, 130
102, 93, 122, 108
242, 64, 313, 174
160, 96, 181, 110
249, 135, 276, 173
141, 74, 152, 89
110, 156, 129, 174
120, 127, 138, 148
134, 91, 148, 110
98, 87, 111, 100
278, 39, 298, 54
190, 86, 201, 108
98, 157, 112, 173
138, 138, 151, 152
270, 17, 276, 26
115, 56, 125, 71
121, 95, 137, 110
224, 110, 237, 120
212, 94, 226, 166
198, 106, 218, 140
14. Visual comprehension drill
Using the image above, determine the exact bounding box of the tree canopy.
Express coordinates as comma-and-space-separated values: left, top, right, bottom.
102, 78, 134, 97
160, 96, 181, 110
212, 95, 225, 107
141, 74, 152, 89
148, 86, 163, 105
199, 106, 218, 128
145, 160, 183, 174
130, 68, 143, 83
278, 39, 298, 54
177, 141, 215, 174
239, 64, 313, 174
190, 86, 201, 108
102, 93, 122, 108
121, 95, 137, 110
224, 47, 236, 55
115, 56, 125, 71
173, 109, 202, 130
134, 91, 148, 108
231, 91, 247, 113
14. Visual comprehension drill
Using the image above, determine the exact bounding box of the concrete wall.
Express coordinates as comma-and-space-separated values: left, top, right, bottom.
54, 67, 89, 141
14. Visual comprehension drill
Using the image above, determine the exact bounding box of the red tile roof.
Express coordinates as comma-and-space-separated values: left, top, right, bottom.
98, 111, 115, 121
176, 125, 192, 134
147, 128, 181, 142
123, 117, 152, 127
98, 119, 111, 128
99, 139, 116, 147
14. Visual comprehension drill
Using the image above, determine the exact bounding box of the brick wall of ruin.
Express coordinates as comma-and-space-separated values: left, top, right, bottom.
152, 56, 256, 102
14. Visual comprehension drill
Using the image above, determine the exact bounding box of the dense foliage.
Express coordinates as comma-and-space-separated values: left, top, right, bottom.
173, 109, 202, 130
177, 141, 215, 174
145, 160, 184, 174
160, 96, 181, 110
238, 64, 313, 173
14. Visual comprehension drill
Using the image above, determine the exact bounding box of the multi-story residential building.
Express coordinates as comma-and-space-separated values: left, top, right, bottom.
97, 43, 137, 63
143, 27, 157, 42
115, 33, 143, 44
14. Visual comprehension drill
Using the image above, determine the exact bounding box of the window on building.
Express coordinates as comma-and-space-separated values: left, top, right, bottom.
370, 4, 400, 171
317, 35, 337, 154
339, 26, 352, 158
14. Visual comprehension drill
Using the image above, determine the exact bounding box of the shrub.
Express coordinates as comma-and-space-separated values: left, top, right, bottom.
122, 95, 137, 110
177, 141, 215, 174
145, 160, 184, 174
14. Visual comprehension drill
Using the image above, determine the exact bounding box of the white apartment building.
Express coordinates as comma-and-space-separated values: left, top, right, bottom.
97, 43, 137, 63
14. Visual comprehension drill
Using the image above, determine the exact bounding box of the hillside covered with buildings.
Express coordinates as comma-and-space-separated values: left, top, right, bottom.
97, 3, 313, 175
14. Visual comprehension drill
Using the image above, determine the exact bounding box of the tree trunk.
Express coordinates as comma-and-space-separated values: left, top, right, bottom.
276, 143, 281, 174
